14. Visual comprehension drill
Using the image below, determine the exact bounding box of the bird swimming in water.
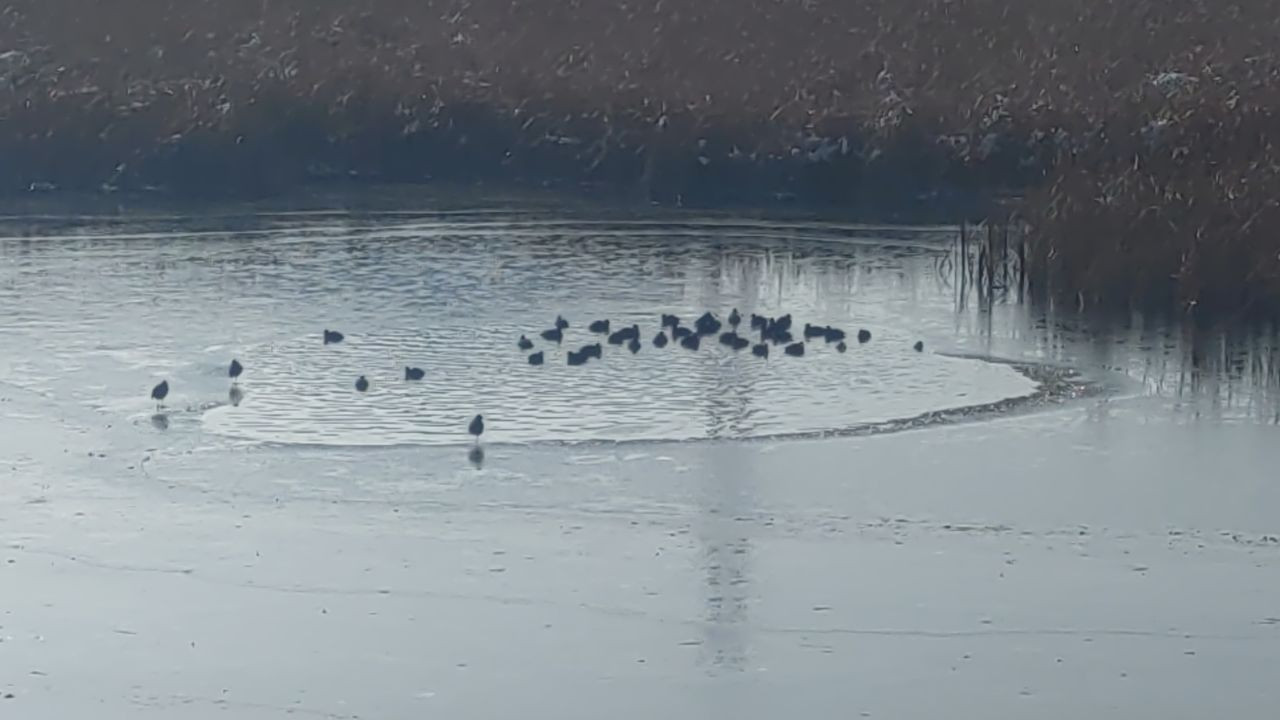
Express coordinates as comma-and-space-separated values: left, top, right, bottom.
695, 312, 721, 336
567, 350, 587, 366
762, 318, 793, 345
468, 414, 485, 444
858, 329, 872, 343
672, 326, 693, 341
728, 309, 741, 328
528, 351, 545, 366
608, 325, 639, 345
774, 314, 793, 332
680, 333, 701, 350
541, 327, 563, 343
150, 380, 169, 409
518, 335, 534, 350
355, 376, 370, 392
324, 329, 344, 345
836, 341, 847, 352
784, 342, 805, 357
661, 314, 680, 329
752, 343, 769, 358
228, 359, 243, 382
731, 335, 750, 350
584, 343, 603, 359
914, 341, 925, 352
825, 328, 846, 343
719, 332, 738, 347
588, 319, 611, 334
405, 366, 425, 380
555, 315, 569, 331
653, 331, 669, 348
750, 314, 768, 331
804, 323, 828, 340
628, 337, 641, 354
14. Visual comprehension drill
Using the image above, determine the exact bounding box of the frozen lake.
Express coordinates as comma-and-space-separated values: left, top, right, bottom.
2, 198, 1278, 718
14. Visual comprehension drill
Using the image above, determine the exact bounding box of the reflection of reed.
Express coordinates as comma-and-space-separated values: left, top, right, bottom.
943, 221, 1280, 424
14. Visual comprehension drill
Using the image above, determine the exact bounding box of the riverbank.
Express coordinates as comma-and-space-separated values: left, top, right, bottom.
4, 0, 1280, 313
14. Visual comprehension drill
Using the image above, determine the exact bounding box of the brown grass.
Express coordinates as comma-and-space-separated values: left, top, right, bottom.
4, 1, 1280, 314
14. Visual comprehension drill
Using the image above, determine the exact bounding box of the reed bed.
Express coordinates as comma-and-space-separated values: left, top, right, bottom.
3, 0, 1279, 313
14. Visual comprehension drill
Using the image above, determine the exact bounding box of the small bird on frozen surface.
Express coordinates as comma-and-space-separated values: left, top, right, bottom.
228, 359, 243, 382
324, 329, 344, 345
405, 367, 425, 381
469, 414, 485, 444
151, 380, 169, 409
355, 375, 369, 392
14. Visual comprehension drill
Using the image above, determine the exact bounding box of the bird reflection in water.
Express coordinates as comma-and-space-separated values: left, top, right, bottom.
468, 445, 485, 469
150, 413, 170, 431
229, 386, 245, 407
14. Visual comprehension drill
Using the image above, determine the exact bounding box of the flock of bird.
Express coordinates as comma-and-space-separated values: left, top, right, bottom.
146, 310, 922, 446
515, 309, 923, 366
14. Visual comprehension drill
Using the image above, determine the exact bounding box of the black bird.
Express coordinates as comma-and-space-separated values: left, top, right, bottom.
150, 379, 169, 409
750, 314, 768, 331
752, 343, 769, 358
355, 375, 370, 392
518, 335, 534, 350
567, 350, 587, 366
653, 331, 669, 348
719, 332, 739, 347
914, 341, 925, 352
541, 327, 563, 343
762, 318, 793, 345
468, 414, 484, 444
695, 312, 721, 336
824, 328, 846, 343
672, 326, 694, 341
528, 351, 545, 366
555, 315, 569, 330
731, 335, 750, 350
804, 323, 828, 340
858, 329, 872, 344
836, 342, 847, 353
680, 333, 701, 350
784, 342, 805, 357
582, 343, 603, 359
661, 314, 681, 329
323, 329, 344, 345
228, 359, 243, 381
628, 337, 641, 354
728, 309, 741, 328
405, 366, 426, 381
589, 319, 611, 334
774, 314, 793, 332
608, 325, 640, 345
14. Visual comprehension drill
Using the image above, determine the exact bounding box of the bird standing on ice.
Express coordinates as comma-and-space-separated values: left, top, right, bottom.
151, 380, 169, 410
